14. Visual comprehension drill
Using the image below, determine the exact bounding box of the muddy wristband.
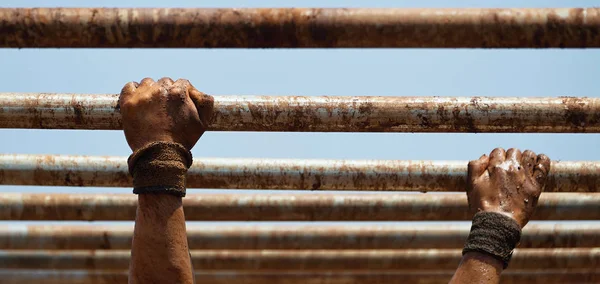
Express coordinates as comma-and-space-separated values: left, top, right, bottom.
462, 211, 522, 269
128, 142, 193, 198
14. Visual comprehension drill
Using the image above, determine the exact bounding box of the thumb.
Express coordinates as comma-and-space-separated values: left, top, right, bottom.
188, 87, 215, 129
468, 154, 489, 180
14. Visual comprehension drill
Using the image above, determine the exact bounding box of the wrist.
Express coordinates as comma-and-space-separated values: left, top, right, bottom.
128, 142, 192, 197
463, 211, 522, 269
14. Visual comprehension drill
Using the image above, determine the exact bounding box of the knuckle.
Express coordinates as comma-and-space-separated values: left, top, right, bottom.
167, 88, 187, 100
159, 77, 174, 85
119, 85, 133, 96
490, 165, 504, 173
491, 147, 505, 156
535, 163, 548, 173
174, 78, 191, 87
507, 148, 522, 158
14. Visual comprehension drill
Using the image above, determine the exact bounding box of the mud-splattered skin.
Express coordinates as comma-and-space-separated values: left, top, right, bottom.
119, 77, 213, 151
119, 77, 213, 284
466, 148, 551, 228
450, 148, 550, 284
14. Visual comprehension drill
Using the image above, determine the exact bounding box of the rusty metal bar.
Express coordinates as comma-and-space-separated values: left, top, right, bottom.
0, 193, 597, 221
0, 223, 598, 250
0, 270, 598, 284
1, 8, 600, 48
0, 154, 597, 192
2, 93, 600, 133
0, 249, 596, 270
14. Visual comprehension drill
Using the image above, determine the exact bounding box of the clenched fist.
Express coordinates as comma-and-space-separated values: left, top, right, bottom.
118, 77, 214, 152
467, 148, 551, 227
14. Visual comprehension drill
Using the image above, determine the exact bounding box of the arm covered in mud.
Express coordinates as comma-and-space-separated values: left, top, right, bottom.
449, 148, 550, 284
119, 77, 213, 284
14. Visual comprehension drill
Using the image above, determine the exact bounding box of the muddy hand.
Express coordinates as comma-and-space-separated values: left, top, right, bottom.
118, 77, 214, 152
466, 148, 551, 227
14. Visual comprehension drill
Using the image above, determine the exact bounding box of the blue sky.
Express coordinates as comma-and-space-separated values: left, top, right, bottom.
1, 0, 599, 205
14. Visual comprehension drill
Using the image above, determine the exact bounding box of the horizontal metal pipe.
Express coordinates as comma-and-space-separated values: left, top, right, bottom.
1, 193, 598, 221
3, 93, 600, 133
0, 270, 598, 284
0, 224, 597, 250
0, 154, 597, 192
1, 8, 600, 48
0, 249, 596, 270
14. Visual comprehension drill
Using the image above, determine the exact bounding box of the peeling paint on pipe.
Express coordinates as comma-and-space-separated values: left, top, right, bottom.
2, 93, 600, 133
1, 8, 600, 48
0, 249, 597, 270
0, 270, 598, 284
0, 154, 597, 192
0, 223, 597, 250
0, 193, 597, 221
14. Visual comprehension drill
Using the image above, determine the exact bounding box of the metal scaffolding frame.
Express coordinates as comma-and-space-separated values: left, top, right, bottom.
1, 6, 599, 283
1, 8, 600, 48
2, 93, 600, 133
0, 270, 598, 284
0, 249, 597, 270
1, 193, 598, 221
1, 223, 598, 250
1, 154, 598, 192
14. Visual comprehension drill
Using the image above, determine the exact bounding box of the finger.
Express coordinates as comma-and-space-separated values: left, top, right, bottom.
139, 77, 155, 87
174, 78, 191, 89
120, 81, 137, 97
165, 79, 192, 100
487, 147, 506, 171
468, 154, 489, 179
167, 85, 187, 101
506, 148, 522, 163
118, 82, 138, 110
189, 87, 215, 125
534, 154, 551, 187
521, 150, 537, 176
158, 77, 175, 87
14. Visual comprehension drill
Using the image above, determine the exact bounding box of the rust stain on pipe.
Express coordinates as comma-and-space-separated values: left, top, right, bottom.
0, 223, 597, 250
0, 249, 596, 271
1, 8, 600, 48
2, 93, 600, 133
0, 270, 598, 284
0, 193, 597, 221
0, 154, 597, 192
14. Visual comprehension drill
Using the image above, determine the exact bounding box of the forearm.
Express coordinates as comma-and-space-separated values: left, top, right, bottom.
449, 252, 502, 284
127, 142, 195, 284
129, 194, 193, 284
450, 211, 521, 284
119, 77, 212, 284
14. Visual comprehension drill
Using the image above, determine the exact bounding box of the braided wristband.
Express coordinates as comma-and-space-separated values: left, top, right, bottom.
462, 211, 522, 269
127, 142, 193, 198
